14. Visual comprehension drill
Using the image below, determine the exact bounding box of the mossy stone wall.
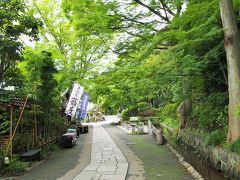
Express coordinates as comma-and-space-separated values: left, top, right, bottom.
177, 130, 240, 179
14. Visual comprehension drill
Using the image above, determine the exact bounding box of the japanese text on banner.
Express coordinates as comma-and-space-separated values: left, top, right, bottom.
65, 83, 84, 117
79, 92, 90, 120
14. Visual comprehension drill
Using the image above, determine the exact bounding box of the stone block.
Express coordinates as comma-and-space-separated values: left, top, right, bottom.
220, 161, 231, 175
98, 165, 116, 172
117, 162, 128, 167
84, 163, 100, 171
116, 165, 128, 172
228, 167, 238, 179
219, 149, 228, 163
100, 174, 126, 180
73, 171, 96, 180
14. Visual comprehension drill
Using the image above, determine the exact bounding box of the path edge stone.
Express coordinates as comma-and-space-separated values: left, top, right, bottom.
166, 143, 204, 180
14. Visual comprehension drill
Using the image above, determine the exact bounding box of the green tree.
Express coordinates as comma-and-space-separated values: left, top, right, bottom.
89, 0, 231, 134
19, 49, 59, 138
28, 0, 115, 92
38, 51, 58, 137
220, 0, 240, 142
0, 0, 42, 85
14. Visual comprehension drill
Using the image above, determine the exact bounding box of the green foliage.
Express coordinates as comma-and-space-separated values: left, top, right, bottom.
150, 117, 161, 127
19, 49, 59, 107
29, 0, 115, 92
14, 134, 33, 153
160, 103, 179, 119
121, 102, 154, 120
0, 90, 14, 102
149, 103, 179, 128
121, 109, 129, 121
89, 1, 228, 134
0, 0, 234, 149
41, 144, 59, 159
19, 47, 44, 96
0, 109, 9, 135
38, 51, 58, 107
139, 108, 159, 117
0, 120, 9, 135
190, 92, 228, 132
234, 104, 240, 118
163, 117, 179, 129
19, 49, 62, 139
136, 102, 151, 113
0, 0, 42, 84
3, 67, 24, 92
2, 155, 29, 176
229, 138, 240, 154
204, 129, 227, 146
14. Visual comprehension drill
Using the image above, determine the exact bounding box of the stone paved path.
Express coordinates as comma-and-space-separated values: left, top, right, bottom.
74, 125, 128, 180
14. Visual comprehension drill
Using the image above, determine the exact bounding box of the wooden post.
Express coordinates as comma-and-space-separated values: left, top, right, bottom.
34, 113, 37, 145
5, 96, 28, 156
9, 106, 13, 157
32, 123, 35, 147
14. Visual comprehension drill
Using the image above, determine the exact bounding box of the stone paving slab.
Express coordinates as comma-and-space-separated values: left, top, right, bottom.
84, 163, 100, 171
73, 171, 96, 180
74, 125, 129, 180
99, 174, 126, 180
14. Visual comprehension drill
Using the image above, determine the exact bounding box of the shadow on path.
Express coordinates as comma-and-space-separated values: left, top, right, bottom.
16, 127, 92, 180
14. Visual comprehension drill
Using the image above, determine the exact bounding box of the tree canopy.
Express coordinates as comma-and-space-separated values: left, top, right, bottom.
1, 0, 240, 145
0, 0, 42, 86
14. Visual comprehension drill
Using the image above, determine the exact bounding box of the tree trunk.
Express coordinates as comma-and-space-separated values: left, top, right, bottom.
178, 78, 192, 129
220, 0, 240, 142
34, 113, 37, 145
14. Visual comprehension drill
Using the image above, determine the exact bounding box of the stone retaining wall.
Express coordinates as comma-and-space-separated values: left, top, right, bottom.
177, 130, 240, 179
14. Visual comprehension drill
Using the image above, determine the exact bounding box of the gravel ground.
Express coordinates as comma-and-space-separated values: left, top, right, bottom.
15, 127, 92, 180
104, 125, 194, 180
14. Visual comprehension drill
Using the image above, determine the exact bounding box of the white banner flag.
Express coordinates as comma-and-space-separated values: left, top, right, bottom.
65, 83, 84, 117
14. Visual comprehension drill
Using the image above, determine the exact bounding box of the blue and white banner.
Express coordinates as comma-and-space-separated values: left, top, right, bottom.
65, 83, 84, 117
78, 92, 90, 120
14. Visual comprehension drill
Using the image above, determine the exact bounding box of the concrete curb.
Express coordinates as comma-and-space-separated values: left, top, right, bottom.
166, 143, 204, 180
117, 126, 131, 134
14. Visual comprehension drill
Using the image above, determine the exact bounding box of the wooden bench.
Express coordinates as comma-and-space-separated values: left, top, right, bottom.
20, 149, 41, 162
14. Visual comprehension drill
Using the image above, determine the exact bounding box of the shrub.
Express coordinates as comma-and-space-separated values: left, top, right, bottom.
13, 134, 33, 153
139, 108, 159, 117
151, 103, 179, 128
137, 102, 150, 112
150, 117, 160, 127
190, 92, 228, 132
121, 108, 131, 121
230, 138, 240, 154
204, 129, 226, 146
2, 155, 29, 176
121, 102, 153, 120
47, 144, 59, 152
41, 144, 59, 159
161, 102, 179, 119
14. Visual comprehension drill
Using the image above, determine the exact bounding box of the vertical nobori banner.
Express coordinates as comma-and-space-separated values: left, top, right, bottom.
78, 92, 90, 120
65, 83, 84, 117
